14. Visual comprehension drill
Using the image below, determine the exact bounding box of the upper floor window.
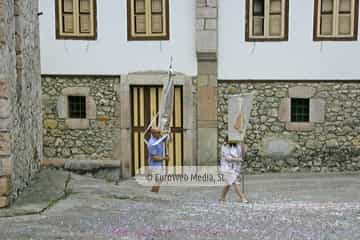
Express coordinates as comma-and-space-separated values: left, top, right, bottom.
56, 0, 97, 40
246, 0, 289, 41
314, 0, 359, 40
127, 0, 170, 40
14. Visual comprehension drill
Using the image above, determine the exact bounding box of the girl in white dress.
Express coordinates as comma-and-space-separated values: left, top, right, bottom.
219, 137, 249, 203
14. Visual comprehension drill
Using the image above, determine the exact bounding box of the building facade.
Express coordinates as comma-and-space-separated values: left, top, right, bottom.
39, 0, 360, 177
0, 0, 42, 207
218, 0, 360, 173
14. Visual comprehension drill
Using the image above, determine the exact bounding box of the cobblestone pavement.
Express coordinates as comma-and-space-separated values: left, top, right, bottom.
0, 171, 359, 240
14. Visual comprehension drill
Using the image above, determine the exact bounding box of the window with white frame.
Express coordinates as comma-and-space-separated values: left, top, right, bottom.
128, 0, 169, 40
246, 0, 289, 41
314, 0, 359, 40
56, 0, 97, 40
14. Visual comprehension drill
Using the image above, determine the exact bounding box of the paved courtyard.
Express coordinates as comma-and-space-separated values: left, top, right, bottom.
0, 169, 359, 240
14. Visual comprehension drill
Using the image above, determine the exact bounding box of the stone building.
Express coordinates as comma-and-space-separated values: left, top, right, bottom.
39, 0, 360, 178
0, 0, 42, 207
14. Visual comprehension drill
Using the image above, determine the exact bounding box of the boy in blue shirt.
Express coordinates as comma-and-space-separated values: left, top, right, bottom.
148, 127, 169, 192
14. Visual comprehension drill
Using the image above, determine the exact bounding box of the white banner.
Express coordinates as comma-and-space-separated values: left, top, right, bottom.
228, 92, 255, 142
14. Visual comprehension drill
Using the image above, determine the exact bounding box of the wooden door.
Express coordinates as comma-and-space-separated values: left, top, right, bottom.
131, 86, 183, 175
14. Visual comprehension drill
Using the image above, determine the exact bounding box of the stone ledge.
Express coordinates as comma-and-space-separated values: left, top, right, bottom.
65, 119, 89, 129
0, 175, 11, 196
65, 160, 121, 171
198, 120, 217, 128
0, 81, 9, 98
0, 157, 12, 176
196, 7, 217, 18
126, 72, 186, 86
62, 87, 90, 96
0, 118, 10, 131
0, 196, 9, 208
42, 159, 121, 171
41, 159, 66, 168
289, 86, 316, 98
197, 52, 217, 62
0, 133, 10, 156
285, 122, 315, 131
0, 99, 10, 118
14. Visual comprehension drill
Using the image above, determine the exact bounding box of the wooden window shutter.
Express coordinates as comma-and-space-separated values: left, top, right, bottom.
321, 14, 333, 34
63, 15, 74, 33
79, 0, 91, 33
321, 14, 333, 35
270, 0, 281, 13
339, 0, 351, 12
79, 0, 90, 12
151, 15, 163, 33
63, 0, 74, 12
135, 15, 146, 33
57, 0, 97, 39
152, 0, 163, 13
79, 15, 90, 33
134, 0, 146, 33
315, 0, 358, 40
129, 0, 169, 40
338, 0, 352, 35
253, 17, 265, 35
320, 0, 334, 35
151, 0, 164, 33
135, 0, 146, 12
62, 0, 75, 33
269, 0, 282, 36
269, 15, 281, 35
252, 0, 265, 36
338, 15, 351, 34
322, 0, 334, 12
247, 0, 288, 40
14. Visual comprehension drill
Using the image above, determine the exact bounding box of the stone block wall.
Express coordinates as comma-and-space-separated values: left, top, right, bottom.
196, 0, 217, 53
0, 0, 42, 206
0, 1, 16, 193
42, 76, 119, 161
196, 61, 218, 165
218, 81, 360, 173
195, 0, 218, 165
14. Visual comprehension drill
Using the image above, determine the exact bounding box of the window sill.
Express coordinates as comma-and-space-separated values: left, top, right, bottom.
127, 35, 170, 41
286, 122, 314, 131
313, 36, 358, 41
65, 119, 90, 129
245, 37, 288, 42
55, 35, 97, 41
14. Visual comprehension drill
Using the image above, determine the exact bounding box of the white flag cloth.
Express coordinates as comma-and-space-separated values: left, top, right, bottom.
158, 71, 174, 133
228, 92, 255, 142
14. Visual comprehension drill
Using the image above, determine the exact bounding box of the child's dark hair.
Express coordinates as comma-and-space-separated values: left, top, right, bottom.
224, 136, 236, 147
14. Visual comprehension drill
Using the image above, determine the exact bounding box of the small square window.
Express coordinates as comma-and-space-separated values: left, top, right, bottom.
68, 96, 86, 119
291, 98, 310, 122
